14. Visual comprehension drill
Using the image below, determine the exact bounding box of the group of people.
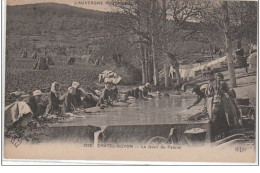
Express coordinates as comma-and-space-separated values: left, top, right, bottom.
188, 70, 242, 139
24, 77, 154, 119
24, 81, 100, 118
125, 83, 152, 100
97, 80, 152, 107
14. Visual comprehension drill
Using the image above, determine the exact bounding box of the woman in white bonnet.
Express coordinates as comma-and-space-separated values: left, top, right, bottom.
24, 90, 45, 118
96, 78, 118, 107
138, 83, 151, 98
71, 81, 84, 108
71, 81, 100, 108
45, 82, 63, 116
62, 86, 76, 113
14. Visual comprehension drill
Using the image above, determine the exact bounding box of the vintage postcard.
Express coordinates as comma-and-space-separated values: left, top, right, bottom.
2, 0, 258, 164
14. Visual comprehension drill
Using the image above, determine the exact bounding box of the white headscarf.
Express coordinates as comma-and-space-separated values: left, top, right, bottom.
139, 85, 145, 91
51, 82, 60, 97
104, 78, 113, 84
68, 86, 76, 95
72, 81, 80, 89
33, 90, 42, 96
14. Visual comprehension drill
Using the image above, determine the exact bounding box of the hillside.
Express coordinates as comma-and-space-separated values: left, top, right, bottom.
6, 3, 107, 56
6, 3, 106, 35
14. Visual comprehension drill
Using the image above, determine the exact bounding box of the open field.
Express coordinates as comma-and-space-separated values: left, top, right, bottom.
5, 55, 105, 104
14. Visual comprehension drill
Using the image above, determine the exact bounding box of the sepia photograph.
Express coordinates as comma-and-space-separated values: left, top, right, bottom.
2, 0, 258, 164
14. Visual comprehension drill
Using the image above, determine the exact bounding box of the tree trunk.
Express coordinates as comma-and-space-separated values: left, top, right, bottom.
161, 0, 169, 88
151, 35, 159, 86
141, 60, 146, 84
139, 43, 147, 84
162, 0, 167, 20
175, 66, 182, 86
166, 53, 182, 86
147, 59, 151, 83
222, 1, 236, 88
164, 64, 170, 88
149, 58, 154, 83
147, 48, 153, 83
144, 46, 148, 84
226, 36, 237, 88
150, 0, 159, 86
170, 61, 182, 86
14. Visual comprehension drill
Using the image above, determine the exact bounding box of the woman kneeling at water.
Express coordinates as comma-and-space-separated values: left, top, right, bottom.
24, 90, 46, 118
126, 87, 140, 100
45, 82, 63, 116
138, 83, 152, 99
187, 85, 206, 109
97, 78, 118, 107
61, 86, 76, 113
71, 81, 85, 108
71, 81, 99, 108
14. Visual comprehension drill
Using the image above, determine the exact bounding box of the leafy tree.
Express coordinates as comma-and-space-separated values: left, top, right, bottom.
200, 1, 257, 87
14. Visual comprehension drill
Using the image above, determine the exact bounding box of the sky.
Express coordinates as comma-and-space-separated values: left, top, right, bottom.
6, 0, 112, 11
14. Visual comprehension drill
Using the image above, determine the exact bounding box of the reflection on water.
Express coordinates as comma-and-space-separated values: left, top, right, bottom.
59, 96, 203, 127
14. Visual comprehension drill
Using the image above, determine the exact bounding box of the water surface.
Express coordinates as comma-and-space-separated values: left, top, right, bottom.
55, 95, 204, 127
